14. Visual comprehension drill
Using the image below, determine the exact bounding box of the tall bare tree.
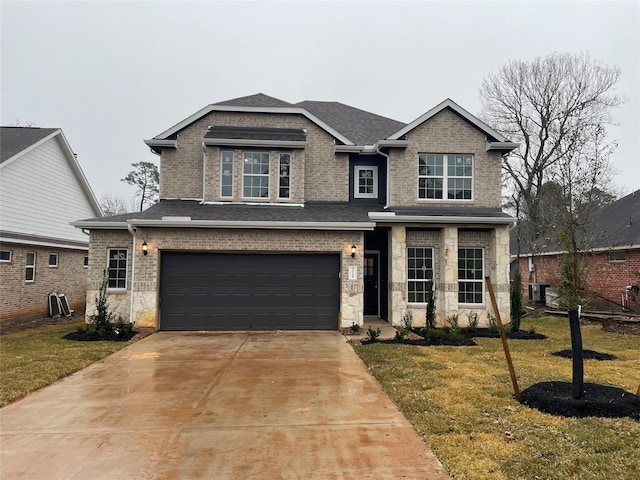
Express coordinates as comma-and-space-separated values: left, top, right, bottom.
479, 52, 623, 253
121, 161, 159, 211
99, 194, 134, 216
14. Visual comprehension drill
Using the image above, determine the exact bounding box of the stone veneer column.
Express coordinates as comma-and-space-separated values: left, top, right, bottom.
490, 225, 511, 322
388, 225, 407, 327
440, 226, 459, 325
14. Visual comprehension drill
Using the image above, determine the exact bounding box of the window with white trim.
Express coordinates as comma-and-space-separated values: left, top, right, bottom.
419, 154, 473, 200
458, 248, 483, 304
279, 153, 291, 199
243, 152, 269, 198
355, 166, 378, 198
608, 251, 625, 262
0, 250, 11, 262
108, 249, 127, 289
83, 256, 89, 268
220, 151, 234, 197
25, 252, 36, 282
48, 253, 58, 267
407, 247, 434, 303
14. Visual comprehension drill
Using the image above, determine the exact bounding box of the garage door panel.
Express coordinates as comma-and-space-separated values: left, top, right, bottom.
160, 252, 339, 331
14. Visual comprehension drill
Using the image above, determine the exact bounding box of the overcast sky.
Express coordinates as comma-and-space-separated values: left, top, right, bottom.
2, 0, 639, 208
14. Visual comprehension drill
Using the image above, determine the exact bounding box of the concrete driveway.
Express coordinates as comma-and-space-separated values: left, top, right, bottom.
1, 332, 449, 479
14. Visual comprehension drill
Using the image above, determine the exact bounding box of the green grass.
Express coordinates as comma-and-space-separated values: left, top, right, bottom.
0, 321, 133, 407
355, 317, 640, 480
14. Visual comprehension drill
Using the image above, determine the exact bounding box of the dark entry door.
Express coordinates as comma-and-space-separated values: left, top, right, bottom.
364, 253, 379, 316
160, 252, 339, 331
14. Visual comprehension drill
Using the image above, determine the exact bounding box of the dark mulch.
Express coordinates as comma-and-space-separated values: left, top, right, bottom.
63, 330, 138, 342
551, 349, 617, 361
522, 381, 640, 420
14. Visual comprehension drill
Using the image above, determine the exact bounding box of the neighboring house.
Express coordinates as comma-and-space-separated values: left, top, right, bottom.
73, 93, 517, 331
0, 127, 102, 321
514, 190, 640, 311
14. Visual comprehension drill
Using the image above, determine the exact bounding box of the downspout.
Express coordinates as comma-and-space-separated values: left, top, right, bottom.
201, 142, 207, 204
376, 144, 391, 209
127, 223, 137, 326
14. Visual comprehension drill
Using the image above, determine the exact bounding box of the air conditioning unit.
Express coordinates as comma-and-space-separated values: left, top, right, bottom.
529, 283, 542, 302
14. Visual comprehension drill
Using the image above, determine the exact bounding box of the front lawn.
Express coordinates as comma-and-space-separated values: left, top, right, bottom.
355, 317, 640, 480
0, 321, 134, 407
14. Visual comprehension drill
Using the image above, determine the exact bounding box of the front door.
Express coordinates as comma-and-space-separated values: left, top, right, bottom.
364, 253, 379, 316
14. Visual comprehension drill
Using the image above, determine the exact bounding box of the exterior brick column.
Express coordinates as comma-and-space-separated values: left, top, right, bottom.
388, 225, 407, 326
440, 226, 459, 325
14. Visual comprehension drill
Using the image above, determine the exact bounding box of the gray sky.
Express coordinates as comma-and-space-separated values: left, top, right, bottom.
2, 0, 639, 207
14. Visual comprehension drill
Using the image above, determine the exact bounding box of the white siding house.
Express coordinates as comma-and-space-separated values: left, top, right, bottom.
0, 127, 102, 321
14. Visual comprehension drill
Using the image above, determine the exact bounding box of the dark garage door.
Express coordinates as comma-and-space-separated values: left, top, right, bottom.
160, 252, 340, 331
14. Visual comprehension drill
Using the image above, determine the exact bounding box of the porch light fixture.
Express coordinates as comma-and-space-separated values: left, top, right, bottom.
351, 243, 356, 258
142, 241, 148, 256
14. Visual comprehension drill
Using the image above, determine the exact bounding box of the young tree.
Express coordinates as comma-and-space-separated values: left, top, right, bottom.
479, 52, 623, 253
121, 161, 159, 211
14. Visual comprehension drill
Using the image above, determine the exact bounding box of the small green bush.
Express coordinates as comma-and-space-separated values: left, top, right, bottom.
427, 328, 442, 342
468, 313, 479, 331
447, 314, 459, 329
367, 326, 381, 341
487, 313, 498, 333
401, 311, 413, 330
395, 328, 409, 340
350, 322, 360, 333
426, 287, 437, 329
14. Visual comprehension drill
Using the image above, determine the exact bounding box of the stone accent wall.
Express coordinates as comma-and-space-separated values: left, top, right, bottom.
386, 224, 511, 328
159, 111, 348, 203
388, 108, 503, 208
87, 228, 364, 330
0, 242, 88, 321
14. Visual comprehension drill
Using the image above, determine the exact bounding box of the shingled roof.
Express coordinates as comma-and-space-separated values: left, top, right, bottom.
214, 93, 294, 108
1, 127, 59, 163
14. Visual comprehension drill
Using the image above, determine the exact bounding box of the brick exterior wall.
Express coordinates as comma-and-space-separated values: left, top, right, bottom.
518, 248, 640, 310
86, 228, 363, 330
388, 109, 503, 208
0, 242, 88, 321
160, 112, 348, 203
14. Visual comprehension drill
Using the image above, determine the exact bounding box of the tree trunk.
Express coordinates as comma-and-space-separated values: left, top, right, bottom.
568, 309, 584, 399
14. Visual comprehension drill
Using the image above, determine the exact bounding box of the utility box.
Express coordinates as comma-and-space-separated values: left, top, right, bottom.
529, 283, 551, 302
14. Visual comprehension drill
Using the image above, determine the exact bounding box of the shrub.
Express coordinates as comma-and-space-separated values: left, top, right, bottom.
487, 312, 498, 333
395, 328, 409, 340
89, 269, 115, 334
510, 267, 523, 332
468, 313, 479, 331
401, 311, 413, 330
426, 287, 437, 329
351, 322, 360, 333
447, 314, 459, 329
367, 326, 381, 341
427, 328, 442, 342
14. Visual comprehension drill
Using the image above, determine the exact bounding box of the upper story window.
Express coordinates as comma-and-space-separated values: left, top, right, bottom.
407, 247, 434, 303
48, 253, 58, 267
608, 251, 625, 262
279, 153, 291, 199
83, 256, 89, 268
458, 248, 483, 304
25, 252, 36, 282
221, 151, 234, 197
0, 250, 11, 262
108, 249, 127, 289
355, 166, 378, 199
243, 152, 269, 198
419, 154, 473, 200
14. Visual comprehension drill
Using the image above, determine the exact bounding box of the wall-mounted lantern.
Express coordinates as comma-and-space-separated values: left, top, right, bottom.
351, 243, 356, 258
142, 240, 148, 256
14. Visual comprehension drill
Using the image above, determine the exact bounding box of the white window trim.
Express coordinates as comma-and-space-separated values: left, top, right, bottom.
48, 253, 59, 268
220, 150, 234, 198
242, 151, 270, 199
406, 247, 435, 304
25, 252, 36, 283
418, 153, 474, 202
107, 248, 128, 291
458, 247, 484, 305
83, 256, 89, 268
278, 152, 292, 200
354, 165, 378, 199
0, 250, 11, 262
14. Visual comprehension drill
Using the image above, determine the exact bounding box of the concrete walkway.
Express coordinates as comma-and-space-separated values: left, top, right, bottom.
1, 331, 449, 479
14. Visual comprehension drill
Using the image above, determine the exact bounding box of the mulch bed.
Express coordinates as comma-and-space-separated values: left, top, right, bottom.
522, 381, 640, 420
551, 349, 617, 361
63, 329, 139, 342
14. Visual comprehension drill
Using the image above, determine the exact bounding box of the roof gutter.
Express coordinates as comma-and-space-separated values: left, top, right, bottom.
376, 144, 391, 209
368, 212, 515, 225
127, 219, 376, 231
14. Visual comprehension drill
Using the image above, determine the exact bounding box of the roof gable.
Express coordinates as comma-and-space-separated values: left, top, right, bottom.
215, 93, 294, 108
1, 127, 59, 164
388, 98, 509, 143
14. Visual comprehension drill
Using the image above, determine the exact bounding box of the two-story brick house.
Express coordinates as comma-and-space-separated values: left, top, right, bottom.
73, 94, 517, 331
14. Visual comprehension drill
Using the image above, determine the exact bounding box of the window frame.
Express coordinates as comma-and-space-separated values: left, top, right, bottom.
107, 248, 128, 290
83, 256, 89, 268
242, 151, 270, 199
25, 252, 36, 282
608, 250, 625, 262
407, 247, 434, 304
418, 153, 474, 201
354, 165, 379, 199
458, 248, 484, 305
0, 250, 11, 262
48, 253, 59, 268
278, 153, 291, 199
220, 150, 234, 198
